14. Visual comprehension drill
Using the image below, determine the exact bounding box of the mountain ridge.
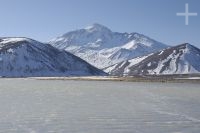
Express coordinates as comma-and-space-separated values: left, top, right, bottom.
104, 43, 200, 76
0, 37, 106, 77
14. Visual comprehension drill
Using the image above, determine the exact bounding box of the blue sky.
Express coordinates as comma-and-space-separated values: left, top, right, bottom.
0, 0, 199, 47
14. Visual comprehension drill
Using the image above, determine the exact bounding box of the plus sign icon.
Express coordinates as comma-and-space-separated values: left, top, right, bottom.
176, 3, 198, 25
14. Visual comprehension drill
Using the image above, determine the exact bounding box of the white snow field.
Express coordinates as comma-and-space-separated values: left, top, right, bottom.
0, 78, 200, 133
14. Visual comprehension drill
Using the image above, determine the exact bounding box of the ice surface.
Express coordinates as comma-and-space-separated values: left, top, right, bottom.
0, 79, 200, 133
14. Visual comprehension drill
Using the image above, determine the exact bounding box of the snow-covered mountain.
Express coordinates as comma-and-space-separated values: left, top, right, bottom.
0, 37, 106, 77
49, 23, 168, 69
104, 43, 200, 76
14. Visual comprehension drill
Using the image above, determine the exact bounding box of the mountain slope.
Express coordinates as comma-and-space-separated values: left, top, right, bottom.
49, 23, 168, 68
0, 37, 106, 77
105, 43, 200, 76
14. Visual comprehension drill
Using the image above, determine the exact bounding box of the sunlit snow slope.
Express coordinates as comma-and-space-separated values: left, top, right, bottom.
49, 23, 167, 68
0, 37, 106, 77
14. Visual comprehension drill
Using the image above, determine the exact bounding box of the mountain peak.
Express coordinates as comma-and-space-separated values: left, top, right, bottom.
0, 37, 42, 45
49, 24, 167, 68
0, 37, 30, 43
0, 37, 34, 51
176, 43, 198, 51
84, 23, 111, 32
179, 43, 191, 47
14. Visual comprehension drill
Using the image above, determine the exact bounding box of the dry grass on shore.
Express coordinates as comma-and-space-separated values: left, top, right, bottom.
30, 75, 200, 83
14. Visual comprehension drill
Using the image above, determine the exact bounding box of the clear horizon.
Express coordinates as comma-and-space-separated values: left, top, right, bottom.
0, 0, 199, 47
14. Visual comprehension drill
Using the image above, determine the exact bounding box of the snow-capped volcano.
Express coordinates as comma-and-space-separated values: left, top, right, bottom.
49, 23, 168, 68
0, 37, 106, 77
105, 43, 200, 76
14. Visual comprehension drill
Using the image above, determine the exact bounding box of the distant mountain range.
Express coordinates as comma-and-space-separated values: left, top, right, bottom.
0, 37, 106, 77
0, 24, 199, 77
49, 23, 168, 69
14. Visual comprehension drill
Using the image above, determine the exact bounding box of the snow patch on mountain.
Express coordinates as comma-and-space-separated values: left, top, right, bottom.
104, 54, 151, 76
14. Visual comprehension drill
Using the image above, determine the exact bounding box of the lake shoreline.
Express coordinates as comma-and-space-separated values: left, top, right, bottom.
1, 74, 200, 83
27, 76, 200, 83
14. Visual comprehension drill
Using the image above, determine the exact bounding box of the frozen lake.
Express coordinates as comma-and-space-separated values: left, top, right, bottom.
0, 79, 200, 133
